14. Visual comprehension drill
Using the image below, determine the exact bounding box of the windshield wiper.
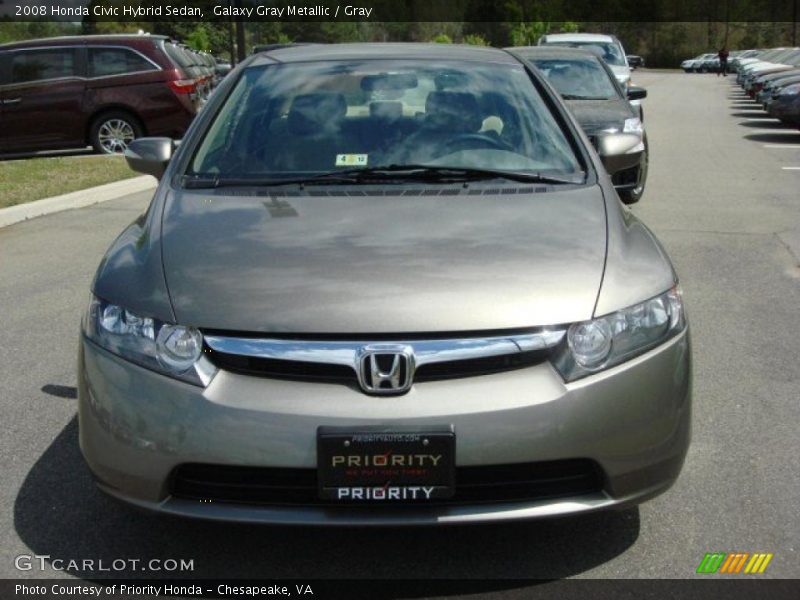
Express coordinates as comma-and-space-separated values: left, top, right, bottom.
184, 165, 583, 188
560, 94, 612, 101
329, 165, 583, 185
182, 174, 362, 189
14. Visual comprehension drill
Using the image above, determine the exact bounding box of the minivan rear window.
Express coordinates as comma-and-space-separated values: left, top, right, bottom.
89, 48, 157, 78
12, 49, 79, 84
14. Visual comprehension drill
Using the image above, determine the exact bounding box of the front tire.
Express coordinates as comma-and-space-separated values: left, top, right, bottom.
90, 111, 143, 155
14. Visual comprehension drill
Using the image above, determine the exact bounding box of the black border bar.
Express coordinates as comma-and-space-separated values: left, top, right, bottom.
1, 1, 799, 23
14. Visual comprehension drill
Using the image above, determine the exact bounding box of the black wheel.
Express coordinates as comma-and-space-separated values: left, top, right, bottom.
619, 140, 648, 205
90, 111, 143, 155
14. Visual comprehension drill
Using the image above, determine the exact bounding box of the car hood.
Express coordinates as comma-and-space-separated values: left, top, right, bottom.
752, 64, 794, 74
564, 99, 632, 133
160, 185, 608, 334
746, 62, 783, 72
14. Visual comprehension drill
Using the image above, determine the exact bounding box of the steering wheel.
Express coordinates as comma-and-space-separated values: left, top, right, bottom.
432, 132, 512, 158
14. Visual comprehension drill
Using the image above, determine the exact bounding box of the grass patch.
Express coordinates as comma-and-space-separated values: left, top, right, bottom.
0, 155, 139, 209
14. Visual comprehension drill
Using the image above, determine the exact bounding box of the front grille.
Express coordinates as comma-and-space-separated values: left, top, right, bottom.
414, 350, 549, 381
205, 350, 354, 382
170, 459, 603, 507
204, 347, 550, 384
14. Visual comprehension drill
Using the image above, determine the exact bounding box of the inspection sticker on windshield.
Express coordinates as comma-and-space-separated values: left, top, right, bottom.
336, 154, 368, 167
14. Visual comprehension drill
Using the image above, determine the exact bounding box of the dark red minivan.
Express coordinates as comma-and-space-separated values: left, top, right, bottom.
0, 34, 204, 154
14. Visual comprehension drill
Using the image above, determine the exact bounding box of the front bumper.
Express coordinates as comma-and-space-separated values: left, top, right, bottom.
78, 330, 691, 525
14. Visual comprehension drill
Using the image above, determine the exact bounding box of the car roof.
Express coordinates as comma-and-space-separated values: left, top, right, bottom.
509, 46, 603, 61
249, 43, 520, 66
0, 34, 169, 50
541, 33, 616, 43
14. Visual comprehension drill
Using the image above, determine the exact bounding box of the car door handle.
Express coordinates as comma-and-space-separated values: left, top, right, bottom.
3, 98, 22, 105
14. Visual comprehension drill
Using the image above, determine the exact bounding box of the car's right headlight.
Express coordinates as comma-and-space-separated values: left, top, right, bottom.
82, 295, 216, 386
553, 286, 686, 382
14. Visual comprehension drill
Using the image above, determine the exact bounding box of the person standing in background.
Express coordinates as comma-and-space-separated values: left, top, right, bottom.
718, 47, 730, 76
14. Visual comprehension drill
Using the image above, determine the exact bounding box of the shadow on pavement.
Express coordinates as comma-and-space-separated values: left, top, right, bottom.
738, 120, 789, 129
14, 417, 640, 584
730, 111, 767, 117
744, 132, 800, 143
41, 384, 78, 399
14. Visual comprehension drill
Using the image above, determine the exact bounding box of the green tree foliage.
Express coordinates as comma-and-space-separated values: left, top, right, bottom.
462, 33, 489, 45
431, 33, 454, 43
0, 22, 81, 44
184, 24, 211, 51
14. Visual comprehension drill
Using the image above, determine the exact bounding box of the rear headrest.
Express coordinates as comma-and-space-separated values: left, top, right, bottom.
369, 101, 403, 120
424, 92, 482, 132
288, 93, 347, 135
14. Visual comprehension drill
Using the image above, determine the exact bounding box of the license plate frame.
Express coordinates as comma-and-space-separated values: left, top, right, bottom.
317, 425, 455, 503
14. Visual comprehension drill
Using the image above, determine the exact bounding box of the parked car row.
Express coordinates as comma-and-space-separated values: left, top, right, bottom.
681, 50, 758, 74
733, 47, 800, 127
0, 34, 228, 155
681, 53, 718, 73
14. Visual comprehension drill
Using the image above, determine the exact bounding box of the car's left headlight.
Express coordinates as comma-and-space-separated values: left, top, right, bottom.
82, 295, 216, 386
553, 286, 686, 382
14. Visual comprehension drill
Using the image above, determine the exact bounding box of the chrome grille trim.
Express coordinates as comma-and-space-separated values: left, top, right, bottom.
203, 330, 566, 369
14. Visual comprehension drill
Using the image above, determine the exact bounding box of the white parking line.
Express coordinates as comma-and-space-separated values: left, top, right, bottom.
781, 167, 800, 170
745, 117, 780, 121
763, 144, 800, 149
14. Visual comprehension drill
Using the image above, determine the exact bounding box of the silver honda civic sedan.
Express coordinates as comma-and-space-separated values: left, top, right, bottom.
78, 44, 691, 525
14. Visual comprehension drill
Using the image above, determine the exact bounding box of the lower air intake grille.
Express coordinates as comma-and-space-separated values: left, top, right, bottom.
170, 459, 603, 507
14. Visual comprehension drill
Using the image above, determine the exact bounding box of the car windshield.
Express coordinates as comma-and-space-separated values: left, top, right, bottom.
544, 41, 626, 66
189, 59, 583, 182
526, 57, 619, 100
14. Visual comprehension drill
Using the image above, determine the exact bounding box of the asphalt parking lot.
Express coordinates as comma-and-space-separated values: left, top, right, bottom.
0, 70, 798, 584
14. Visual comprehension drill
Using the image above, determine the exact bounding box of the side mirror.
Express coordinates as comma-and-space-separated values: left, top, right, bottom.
124, 137, 174, 180
596, 132, 644, 176
627, 85, 647, 100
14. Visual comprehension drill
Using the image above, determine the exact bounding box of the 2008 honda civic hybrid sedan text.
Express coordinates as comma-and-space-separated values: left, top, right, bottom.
78, 44, 691, 525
